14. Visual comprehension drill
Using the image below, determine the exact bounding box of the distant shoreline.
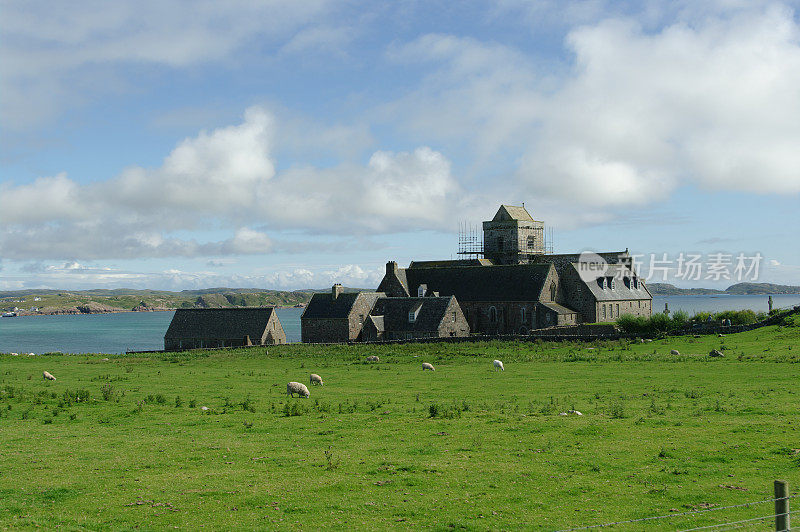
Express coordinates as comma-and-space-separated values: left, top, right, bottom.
6, 305, 305, 318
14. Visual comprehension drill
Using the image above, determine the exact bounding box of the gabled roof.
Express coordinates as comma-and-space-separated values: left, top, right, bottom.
402, 263, 553, 302
301, 292, 384, 320
370, 296, 457, 332
571, 263, 652, 301
492, 204, 534, 222
165, 308, 278, 340
367, 314, 385, 333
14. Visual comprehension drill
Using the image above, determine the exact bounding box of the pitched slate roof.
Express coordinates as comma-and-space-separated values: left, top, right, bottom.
492, 204, 534, 222
540, 302, 578, 315
165, 308, 277, 340
409, 258, 493, 268
302, 292, 384, 320
370, 296, 456, 332
571, 263, 652, 301
401, 263, 553, 302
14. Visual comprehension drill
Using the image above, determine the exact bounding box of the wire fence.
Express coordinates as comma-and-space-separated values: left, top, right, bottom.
555, 490, 798, 532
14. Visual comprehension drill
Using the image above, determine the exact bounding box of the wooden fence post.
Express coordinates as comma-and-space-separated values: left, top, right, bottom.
775, 480, 789, 532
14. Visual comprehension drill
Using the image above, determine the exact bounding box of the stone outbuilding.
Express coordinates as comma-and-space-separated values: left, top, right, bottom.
164, 307, 285, 351
301, 284, 385, 343
361, 296, 469, 341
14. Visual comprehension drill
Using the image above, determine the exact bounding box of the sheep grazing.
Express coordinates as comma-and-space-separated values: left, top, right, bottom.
28, 352, 36, 356
493, 359, 504, 371
309, 373, 324, 386
287, 381, 311, 398
42, 371, 56, 381
422, 362, 435, 371
366, 355, 380, 362
11, 353, 19, 356
670, 349, 680, 356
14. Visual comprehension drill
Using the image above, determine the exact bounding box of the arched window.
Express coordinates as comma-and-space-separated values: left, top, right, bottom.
520, 306, 526, 323
549, 282, 557, 301
497, 237, 504, 252
488, 306, 497, 323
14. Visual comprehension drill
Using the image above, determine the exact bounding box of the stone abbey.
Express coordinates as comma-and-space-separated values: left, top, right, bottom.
302, 204, 652, 342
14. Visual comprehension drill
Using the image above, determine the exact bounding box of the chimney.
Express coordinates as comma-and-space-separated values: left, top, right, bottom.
386, 261, 398, 276
332, 284, 343, 300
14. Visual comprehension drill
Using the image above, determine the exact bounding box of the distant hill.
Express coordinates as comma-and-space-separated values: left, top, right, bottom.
648, 282, 800, 296
0, 286, 370, 315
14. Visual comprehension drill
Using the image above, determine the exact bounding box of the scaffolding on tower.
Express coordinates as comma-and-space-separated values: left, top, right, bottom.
457, 222, 484, 259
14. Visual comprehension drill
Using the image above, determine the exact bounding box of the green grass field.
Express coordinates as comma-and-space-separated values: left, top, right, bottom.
2, 315, 799, 530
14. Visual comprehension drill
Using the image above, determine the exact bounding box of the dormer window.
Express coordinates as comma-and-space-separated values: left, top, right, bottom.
633, 277, 639, 289
417, 284, 426, 297
597, 278, 606, 289
409, 302, 422, 323
609, 277, 615, 290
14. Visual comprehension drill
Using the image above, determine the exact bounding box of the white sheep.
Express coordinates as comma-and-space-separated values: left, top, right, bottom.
28, 352, 36, 356
310, 373, 324, 386
287, 381, 310, 398
422, 362, 435, 371
43, 371, 56, 381
493, 359, 504, 371
670, 349, 680, 356
11, 353, 18, 356
366, 355, 380, 362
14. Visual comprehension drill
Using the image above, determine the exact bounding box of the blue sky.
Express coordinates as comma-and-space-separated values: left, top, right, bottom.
1, 0, 799, 291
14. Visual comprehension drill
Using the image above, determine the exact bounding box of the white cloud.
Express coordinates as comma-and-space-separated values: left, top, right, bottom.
388, 4, 800, 212
0, 1, 332, 128
108, 106, 275, 217
0, 261, 384, 291
0, 107, 465, 260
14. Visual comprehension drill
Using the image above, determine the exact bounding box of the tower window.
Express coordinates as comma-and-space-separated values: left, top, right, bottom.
527, 235, 536, 250
497, 237, 504, 252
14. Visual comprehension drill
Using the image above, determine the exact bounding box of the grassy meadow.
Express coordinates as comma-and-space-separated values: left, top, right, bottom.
1, 314, 800, 530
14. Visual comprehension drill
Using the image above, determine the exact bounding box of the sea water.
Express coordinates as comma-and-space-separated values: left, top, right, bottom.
0, 307, 303, 355
1, 295, 798, 355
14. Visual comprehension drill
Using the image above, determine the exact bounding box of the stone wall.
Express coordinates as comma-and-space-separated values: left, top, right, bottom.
437, 298, 470, 337
596, 299, 652, 322
301, 318, 350, 343
558, 265, 598, 322
265, 313, 287, 344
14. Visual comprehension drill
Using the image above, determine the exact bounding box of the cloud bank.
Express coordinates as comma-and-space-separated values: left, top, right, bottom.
0, 107, 463, 260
